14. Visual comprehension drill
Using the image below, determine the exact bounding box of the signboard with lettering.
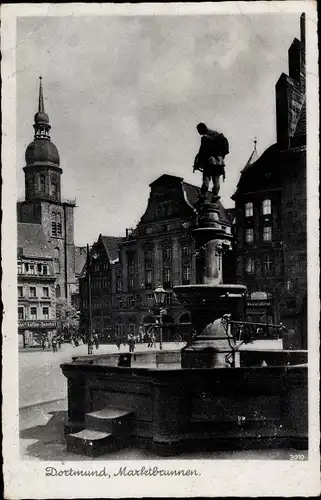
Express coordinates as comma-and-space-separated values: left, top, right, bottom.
18, 320, 56, 329
246, 301, 272, 308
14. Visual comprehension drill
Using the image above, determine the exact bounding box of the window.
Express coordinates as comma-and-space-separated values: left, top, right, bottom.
262, 199, 272, 215
42, 287, 49, 298
43, 265, 48, 276
147, 293, 154, 306
245, 202, 253, 217
42, 307, 49, 319
29, 265, 35, 275
18, 286, 23, 298
245, 258, 255, 274
264, 256, 273, 274
57, 213, 62, 236
163, 267, 171, 284
182, 245, 190, 257
55, 284, 61, 298
128, 277, 134, 291
116, 279, 122, 292
263, 226, 272, 242
29, 286, 36, 298
52, 213, 57, 236
145, 250, 153, 262
17, 263, 22, 275
18, 307, 24, 320
37, 264, 42, 274
39, 175, 45, 192
163, 247, 171, 261
183, 266, 191, 283
129, 295, 135, 308
245, 228, 254, 243
30, 307, 37, 320
51, 183, 58, 196
165, 292, 172, 307
146, 270, 152, 284
54, 248, 60, 273
24, 263, 29, 273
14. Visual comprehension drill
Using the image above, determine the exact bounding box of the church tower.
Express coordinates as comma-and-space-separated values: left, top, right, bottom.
17, 78, 77, 302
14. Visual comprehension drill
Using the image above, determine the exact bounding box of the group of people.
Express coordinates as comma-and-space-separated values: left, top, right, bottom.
114, 331, 158, 353
41, 334, 63, 352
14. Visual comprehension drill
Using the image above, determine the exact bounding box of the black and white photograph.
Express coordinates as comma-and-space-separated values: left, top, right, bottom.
1, 2, 319, 498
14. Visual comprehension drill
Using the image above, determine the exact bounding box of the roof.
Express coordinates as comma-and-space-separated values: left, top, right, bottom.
149, 174, 183, 187
100, 236, 123, 262
17, 223, 53, 259
241, 142, 259, 173
74, 246, 87, 276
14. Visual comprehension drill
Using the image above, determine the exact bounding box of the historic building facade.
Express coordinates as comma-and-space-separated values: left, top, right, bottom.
17, 78, 78, 304
232, 14, 307, 348
18, 222, 57, 347
79, 174, 232, 342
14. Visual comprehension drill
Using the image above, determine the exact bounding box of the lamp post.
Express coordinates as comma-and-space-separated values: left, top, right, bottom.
153, 285, 167, 351
86, 244, 98, 355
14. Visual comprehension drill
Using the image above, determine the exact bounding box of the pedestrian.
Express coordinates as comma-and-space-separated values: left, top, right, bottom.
115, 338, 121, 351
74, 336, 79, 347
41, 335, 46, 351
52, 335, 58, 353
93, 333, 99, 350
151, 332, 156, 348
57, 335, 62, 350
128, 334, 135, 353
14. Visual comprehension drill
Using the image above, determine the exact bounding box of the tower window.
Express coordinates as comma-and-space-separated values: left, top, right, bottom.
51, 183, 58, 196
245, 258, 255, 274
262, 199, 272, 215
39, 175, 45, 192
245, 228, 254, 243
245, 202, 253, 217
57, 213, 62, 236
18, 307, 24, 320
54, 248, 60, 273
52, 212, 57, 236
263, 226, 272, 242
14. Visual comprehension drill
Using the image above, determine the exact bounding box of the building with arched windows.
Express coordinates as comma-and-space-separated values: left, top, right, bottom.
17, 78, 79, 304
232, 14, 307, 348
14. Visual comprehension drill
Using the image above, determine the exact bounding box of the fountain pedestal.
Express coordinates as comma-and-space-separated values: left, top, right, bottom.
174, 201, 246, 368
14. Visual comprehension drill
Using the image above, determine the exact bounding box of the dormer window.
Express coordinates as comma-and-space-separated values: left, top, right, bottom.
245, 202, 253, 217
262, 199, 272, 215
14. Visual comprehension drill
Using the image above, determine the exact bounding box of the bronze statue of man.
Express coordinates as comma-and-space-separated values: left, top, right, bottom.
193, 122, 229, 202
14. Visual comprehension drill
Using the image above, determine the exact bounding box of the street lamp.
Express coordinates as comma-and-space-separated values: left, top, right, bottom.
153, 285, 167, 351
86, 244, 99, 355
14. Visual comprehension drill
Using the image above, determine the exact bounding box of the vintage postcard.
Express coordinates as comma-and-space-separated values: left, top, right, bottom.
2, 1, 320, 498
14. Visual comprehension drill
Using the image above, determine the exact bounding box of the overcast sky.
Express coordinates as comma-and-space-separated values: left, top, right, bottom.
16, 13, 300, 246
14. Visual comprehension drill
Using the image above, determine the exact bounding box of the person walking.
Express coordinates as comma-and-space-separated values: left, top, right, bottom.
93, 333, 99, 350
52, 335, 58, 353
115, 337, 121, 351
41, 335, 46, 351
128, 334, 135, 353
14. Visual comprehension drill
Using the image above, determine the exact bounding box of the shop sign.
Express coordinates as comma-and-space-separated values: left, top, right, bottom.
18, 320, 56, 329
246, 301, 272, 308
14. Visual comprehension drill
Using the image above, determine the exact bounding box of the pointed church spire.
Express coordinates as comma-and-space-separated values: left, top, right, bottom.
38, 76, 45, 113
33, 77, 51, 139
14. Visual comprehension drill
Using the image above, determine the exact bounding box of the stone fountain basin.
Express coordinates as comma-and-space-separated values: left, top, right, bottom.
61, 356, 308, 455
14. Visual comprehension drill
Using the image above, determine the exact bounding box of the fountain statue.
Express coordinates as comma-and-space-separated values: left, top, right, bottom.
174, 123, 246, 368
